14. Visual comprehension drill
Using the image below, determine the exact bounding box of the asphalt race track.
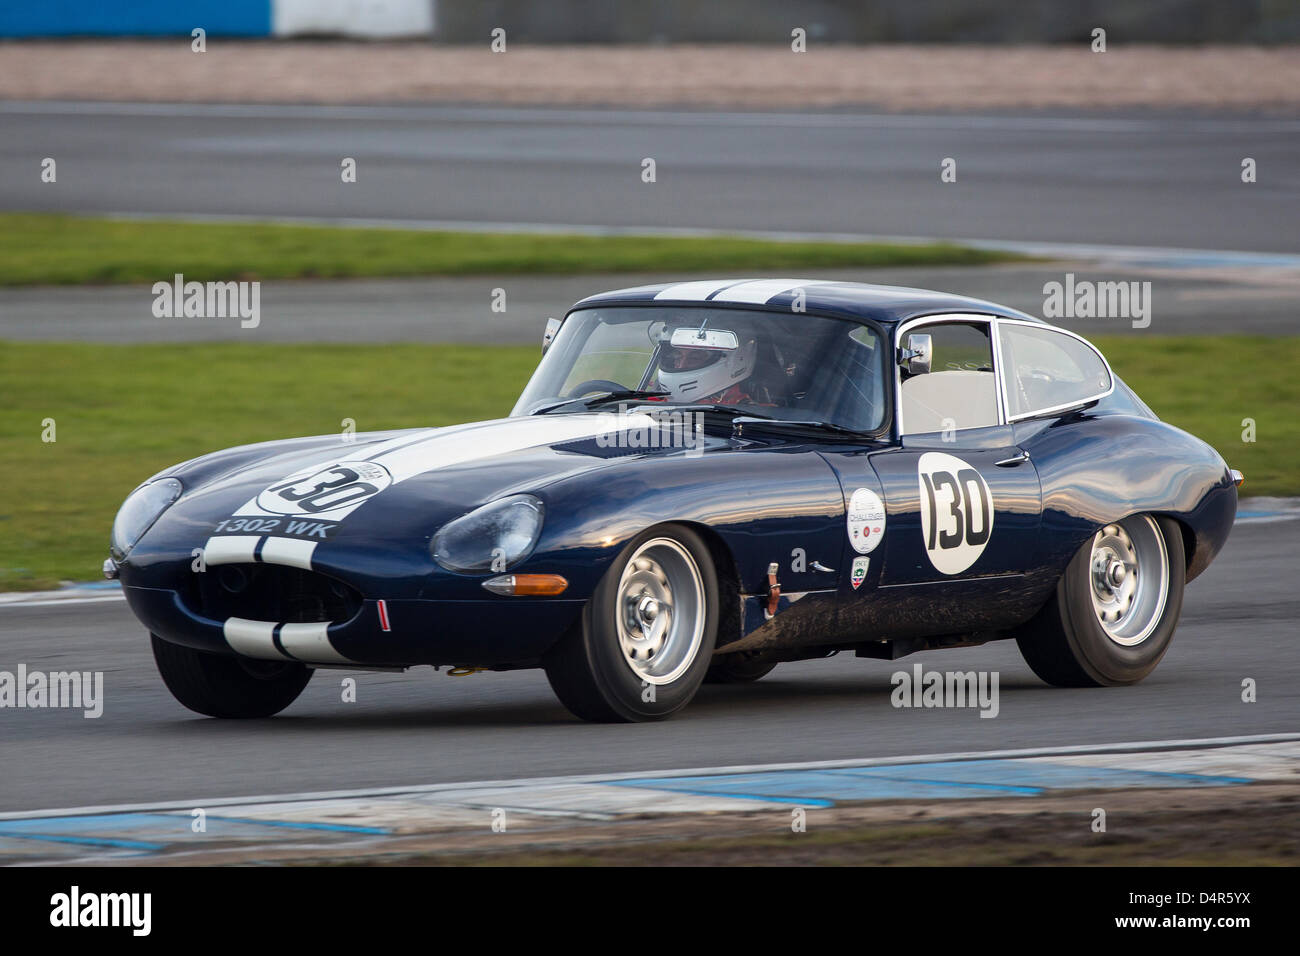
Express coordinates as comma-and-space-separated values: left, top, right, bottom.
0, 517, 1293, 813
2, 102, 1298, 252
1, 100, 1296, 818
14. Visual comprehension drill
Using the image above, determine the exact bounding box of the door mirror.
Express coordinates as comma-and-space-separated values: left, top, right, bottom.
901, 332, 932, 375
541, 317, 561, 354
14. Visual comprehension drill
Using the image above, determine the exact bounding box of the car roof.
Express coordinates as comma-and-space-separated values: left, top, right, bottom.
570, 278, 1042, 327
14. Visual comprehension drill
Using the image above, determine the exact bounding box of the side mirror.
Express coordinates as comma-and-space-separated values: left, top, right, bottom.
541, 317, 561, 354
900, 333, 932, 375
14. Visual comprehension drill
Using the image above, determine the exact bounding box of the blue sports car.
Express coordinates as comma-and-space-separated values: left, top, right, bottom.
107, 279, 1240, 722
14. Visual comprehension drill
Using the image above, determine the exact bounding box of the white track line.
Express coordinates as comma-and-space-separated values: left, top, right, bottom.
3, 732, 1297, 822
5, 100, 1299, 134
0, 592, 124, 609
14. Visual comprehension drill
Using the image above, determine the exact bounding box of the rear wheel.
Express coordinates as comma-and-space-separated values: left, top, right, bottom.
544, 526, 718, 721
151, 634, 313, 718
1015, 514, 1185, 687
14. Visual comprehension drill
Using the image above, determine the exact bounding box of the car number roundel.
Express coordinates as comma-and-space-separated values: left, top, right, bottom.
917, 452, 993, 575
256, 461, 393, 517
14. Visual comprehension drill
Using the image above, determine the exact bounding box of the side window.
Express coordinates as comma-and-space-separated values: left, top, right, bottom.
899, 322, 999, 435
998, 324, 1112, 420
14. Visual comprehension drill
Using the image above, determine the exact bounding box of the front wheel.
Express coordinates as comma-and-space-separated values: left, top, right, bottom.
151, 634, 314, 718
544, 525, 718, 721
1014, 514, 1185, 687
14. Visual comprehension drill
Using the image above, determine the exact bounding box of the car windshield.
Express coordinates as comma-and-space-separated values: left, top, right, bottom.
512, 306, 888, 433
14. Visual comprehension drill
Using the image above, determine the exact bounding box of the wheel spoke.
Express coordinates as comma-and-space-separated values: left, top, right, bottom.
615, 538, 706, 685
1088, 516, 1169, 647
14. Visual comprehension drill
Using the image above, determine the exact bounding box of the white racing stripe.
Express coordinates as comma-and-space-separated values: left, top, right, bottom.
710, 278, 835, 304
229, 414, 657, 525
653, 279, 746, 301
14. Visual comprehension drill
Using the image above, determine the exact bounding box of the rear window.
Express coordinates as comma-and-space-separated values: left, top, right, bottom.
998, 324, 1112, 420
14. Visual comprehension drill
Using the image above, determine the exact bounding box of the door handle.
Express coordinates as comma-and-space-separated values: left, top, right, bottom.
811, 561, 836, 573
994, 450, 1030, 467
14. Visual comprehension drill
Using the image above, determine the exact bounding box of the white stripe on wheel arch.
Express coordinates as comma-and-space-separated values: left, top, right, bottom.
223, 618, 282, 660
278, 622, 351, 664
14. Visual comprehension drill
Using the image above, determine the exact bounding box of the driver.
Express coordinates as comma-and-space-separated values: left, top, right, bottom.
656, 332, 766, 405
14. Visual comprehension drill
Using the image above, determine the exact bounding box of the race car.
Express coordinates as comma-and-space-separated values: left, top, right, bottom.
107, 279, 1241, 722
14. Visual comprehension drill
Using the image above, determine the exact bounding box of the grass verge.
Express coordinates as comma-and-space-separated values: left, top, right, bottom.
0, 213, 1017, 286
1, 336, 1292, 590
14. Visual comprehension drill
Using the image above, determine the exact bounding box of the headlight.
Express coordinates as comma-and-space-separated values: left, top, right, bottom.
432, 494, 544, 573
111, 478, 183, 560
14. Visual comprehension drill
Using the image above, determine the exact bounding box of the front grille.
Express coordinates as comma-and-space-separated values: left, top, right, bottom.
190, 563, 364, 624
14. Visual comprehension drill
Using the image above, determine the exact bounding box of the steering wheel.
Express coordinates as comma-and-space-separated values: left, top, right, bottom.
564, 379, 627, 399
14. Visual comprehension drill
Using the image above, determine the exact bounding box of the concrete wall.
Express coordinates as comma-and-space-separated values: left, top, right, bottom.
435, 0, 1298, 44
2, 0, 1296, 42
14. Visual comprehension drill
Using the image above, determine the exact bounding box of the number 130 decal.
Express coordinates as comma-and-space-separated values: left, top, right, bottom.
918, 452, 993, 575
256, 461, 393, 517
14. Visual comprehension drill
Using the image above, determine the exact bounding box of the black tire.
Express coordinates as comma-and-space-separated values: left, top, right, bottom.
151, 634, 314, 718
1014, 515, 1185, 687
544, 525, 718, 722
705, 651, 778, 684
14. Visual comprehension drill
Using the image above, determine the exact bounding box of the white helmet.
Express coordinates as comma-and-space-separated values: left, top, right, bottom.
658, 335, 758, 402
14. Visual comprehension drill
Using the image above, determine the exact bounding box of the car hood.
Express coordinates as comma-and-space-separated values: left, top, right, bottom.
155, 412, 725, 550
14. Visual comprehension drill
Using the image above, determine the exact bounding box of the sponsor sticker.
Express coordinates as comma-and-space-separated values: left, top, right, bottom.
917, 452, 994, 575
850, 556, 870, 590
847, 487, 887, 555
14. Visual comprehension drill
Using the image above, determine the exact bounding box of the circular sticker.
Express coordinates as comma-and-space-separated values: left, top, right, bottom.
917, 452, 993, 575
257, 461, 393, 517
847, 487, 887, 555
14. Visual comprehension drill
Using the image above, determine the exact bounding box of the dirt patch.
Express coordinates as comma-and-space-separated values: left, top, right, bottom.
2, 41, 1299, 111
117, 783, 1300, 867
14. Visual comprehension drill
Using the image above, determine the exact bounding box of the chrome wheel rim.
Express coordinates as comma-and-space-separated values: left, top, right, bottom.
1089, 515, 1168, 647
615, 538, 705, 685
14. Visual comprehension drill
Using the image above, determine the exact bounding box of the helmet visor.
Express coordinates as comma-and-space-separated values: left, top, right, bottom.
660, 345, 724, 372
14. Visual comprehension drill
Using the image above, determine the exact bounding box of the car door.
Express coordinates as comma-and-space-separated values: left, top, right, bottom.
824, 316, 1045, 638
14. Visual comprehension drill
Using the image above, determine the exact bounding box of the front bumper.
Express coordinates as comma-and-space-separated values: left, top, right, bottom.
126, 585, 584, 668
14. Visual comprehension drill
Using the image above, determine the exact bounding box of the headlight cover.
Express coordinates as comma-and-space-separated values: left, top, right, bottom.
432, 494, 545, 573
110, 478, 183, 560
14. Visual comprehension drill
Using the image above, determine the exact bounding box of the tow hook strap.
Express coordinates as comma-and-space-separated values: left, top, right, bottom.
765, 562, 781, 619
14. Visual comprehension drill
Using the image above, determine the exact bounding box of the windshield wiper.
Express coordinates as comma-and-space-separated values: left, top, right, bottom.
730, 416, 876, 441
668, 404, 774, 419
583, 389, 671, 408
531, 389, 670, 415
